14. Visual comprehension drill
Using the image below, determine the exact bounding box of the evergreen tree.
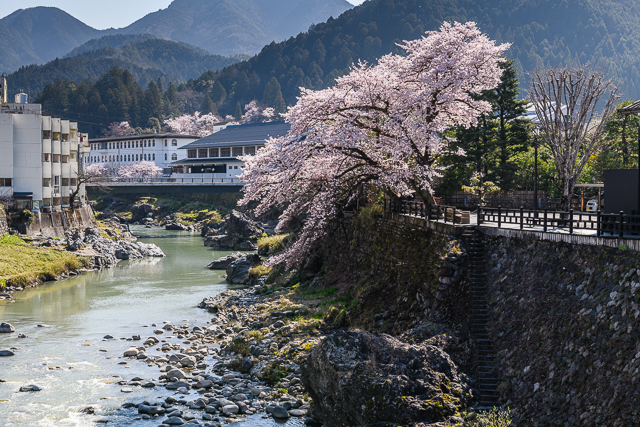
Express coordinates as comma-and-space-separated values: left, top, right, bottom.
164, 82, 180, 118
201, 94, 218, 116
601, 99, 640, 169
263, 77, 286, 114
144, 80, 164, 124
438, 57, 529, 194
234, 101, 243, 120
492, 58, 530, 190
211, 81, 227, 104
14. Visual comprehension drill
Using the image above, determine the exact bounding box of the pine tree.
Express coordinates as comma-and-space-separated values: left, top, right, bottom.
211, 81, 227, 104
201, 94, 218, 116
144, 80, 164, 124
263, 77, 286, 114
234, 101, 243, 121
164, 82, 180, 118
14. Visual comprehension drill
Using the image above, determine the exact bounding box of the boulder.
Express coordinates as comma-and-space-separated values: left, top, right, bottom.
206, 252, 244, 270
115, 249, 130, 260
0, 350, 15, 357
271, 406, 290, 419
0, 323, 15, 333
166, 223, 188, 231
65, 229, 85, 251
300, 330, 472, 427
225, 254, 261, 285
225, 210, 263, 240
19, 385, 41, 392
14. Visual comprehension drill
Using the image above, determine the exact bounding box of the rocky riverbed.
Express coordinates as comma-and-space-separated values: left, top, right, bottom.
102, 277, 478, 427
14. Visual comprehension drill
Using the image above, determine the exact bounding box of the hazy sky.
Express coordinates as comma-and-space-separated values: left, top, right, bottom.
1, 0, 366, 30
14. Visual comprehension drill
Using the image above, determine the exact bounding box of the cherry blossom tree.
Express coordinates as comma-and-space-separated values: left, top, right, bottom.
103, 121, 135, 137
118, 161, 162, 181
239, 22, 509, 267
69, 163, 111, 208
164, 112, 222, 137
243, 101, 277, 124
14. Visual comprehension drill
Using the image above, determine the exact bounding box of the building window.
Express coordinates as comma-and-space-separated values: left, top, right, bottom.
43, 153, 50, 162
43, 131, 51, 139
62, 178, 69, 186
1, 178, 12, 187
187, 149, 197, 159
232, 147, 243, 157
70, 153, 76, 160
164, 140, 167, 147
244, 146, 256, 156
53, 154, 60, 163
153, 141, 155, 147
70, 178, 77, 186
165, 153, 167, 161
153, 153, 155, 160
43, 178, 50, 187
209, 148, 219, 157
221, 148, 231, 157
43, 198, 51, 206
172, 139, 178, 146
198, 148, 208, 158
172, 153, 177, 161
136, 154, 139, 161
61, 155, 69, 163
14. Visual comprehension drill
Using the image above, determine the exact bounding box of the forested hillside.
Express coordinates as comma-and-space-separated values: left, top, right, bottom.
8, 36, 247, 96
34, 0, 640, 136
180, 0, 640, 114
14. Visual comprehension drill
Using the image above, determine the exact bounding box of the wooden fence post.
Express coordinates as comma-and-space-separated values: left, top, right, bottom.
620, 211, 625, 238
498, 205, 502, 229
453, 207, 456, 226
543, 208, 548, 232
596, 210, 601, 237
569, 209, 574, 234
477, 205, 482, 226
520, 206, 524, 230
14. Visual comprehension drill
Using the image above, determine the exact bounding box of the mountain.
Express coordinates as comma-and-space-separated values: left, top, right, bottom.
0, 0, 352, 73
176, 0, 640, 117
0, 7, 104, 73
120, 0, 353, 56
7, 35, 248, 96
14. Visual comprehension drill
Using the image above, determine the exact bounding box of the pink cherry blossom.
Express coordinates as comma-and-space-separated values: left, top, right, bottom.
103, 121, 135, 137
118, 160, 162, 180
239, 22, 509, 268
164, 112, 222, 137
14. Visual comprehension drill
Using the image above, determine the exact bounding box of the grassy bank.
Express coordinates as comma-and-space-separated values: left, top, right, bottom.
0, 235, 90, 288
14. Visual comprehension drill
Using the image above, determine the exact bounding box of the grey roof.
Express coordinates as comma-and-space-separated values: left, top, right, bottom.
180, 121, 290, 150
89, 133, 199, 143
618, 101, 640, 115
171, 158, 243, 165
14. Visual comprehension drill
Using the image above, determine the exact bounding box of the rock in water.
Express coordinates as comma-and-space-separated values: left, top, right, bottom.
225, 253, 261, 285
0, 350, 14, 357
206, 252, 244, 270
271, 406, 290, 419
19, 385, 41, 392
300, 330, 472, 427
0, 323, 15, 333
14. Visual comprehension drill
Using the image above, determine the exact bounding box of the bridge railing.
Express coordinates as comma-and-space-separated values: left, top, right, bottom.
88, 177, 244, 185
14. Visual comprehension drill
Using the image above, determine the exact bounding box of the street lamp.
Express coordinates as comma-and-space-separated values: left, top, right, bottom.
533, 125, 540, 212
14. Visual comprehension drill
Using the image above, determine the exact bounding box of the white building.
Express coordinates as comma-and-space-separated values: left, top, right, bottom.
171, 121, 290, 179
0, 83, 85, 211
86, 134, 200, 173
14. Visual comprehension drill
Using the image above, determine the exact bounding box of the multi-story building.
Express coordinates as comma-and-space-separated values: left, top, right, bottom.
0, 81, 84, 211
86, 134, 200, 172
171, 121, 291, 179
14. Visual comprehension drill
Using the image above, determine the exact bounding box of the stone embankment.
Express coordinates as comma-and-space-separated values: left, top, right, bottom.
482, 236, 640, 426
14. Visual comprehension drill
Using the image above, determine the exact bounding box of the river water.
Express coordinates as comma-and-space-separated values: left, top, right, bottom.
0, 227, 302, 427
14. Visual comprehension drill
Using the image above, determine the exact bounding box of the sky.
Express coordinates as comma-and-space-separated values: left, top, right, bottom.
1, 0, 366, 30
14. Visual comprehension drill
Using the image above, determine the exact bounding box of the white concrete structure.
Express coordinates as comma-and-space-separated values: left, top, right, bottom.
86, 134, 199, 172
0, 102, 84, 211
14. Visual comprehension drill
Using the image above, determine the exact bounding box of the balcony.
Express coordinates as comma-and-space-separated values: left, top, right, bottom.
42, 162, 51, 178
52, 163, 61, 176
61, 140, 70, 155
42, 139, 51, 154
42, 186, 52, 199
52, 140, 61, 155
61, 163, 70, 177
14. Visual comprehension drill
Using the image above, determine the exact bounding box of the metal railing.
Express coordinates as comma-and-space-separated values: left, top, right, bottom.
385, 198, 640, 237
88, 177, 244, 185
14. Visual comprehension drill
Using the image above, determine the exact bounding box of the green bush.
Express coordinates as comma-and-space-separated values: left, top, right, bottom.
262, 362, 292, 386
17, 209, 35, 225
258, 233, 292, 256
465, 408, 512, 427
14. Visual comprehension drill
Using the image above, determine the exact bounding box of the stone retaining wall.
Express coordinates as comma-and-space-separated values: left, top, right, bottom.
15, 205, 95, 237
484, 235, 640, 426
0, 207, 8, 237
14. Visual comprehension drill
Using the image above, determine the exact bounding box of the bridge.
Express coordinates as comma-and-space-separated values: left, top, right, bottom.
86, 177, 244, 194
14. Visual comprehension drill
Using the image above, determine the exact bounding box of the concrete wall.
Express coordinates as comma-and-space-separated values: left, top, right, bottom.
0, 115, 14, 186
12, 114, 43, 201
16, 205, 95, 237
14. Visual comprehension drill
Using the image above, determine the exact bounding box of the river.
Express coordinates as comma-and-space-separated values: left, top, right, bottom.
0, 227, 302, 426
